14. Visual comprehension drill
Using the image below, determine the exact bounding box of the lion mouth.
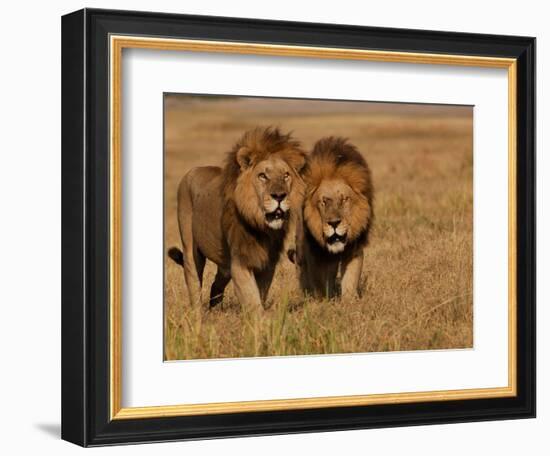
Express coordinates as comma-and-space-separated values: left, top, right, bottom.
265, 207, 285, 222
326, 233, 347, 245
265, 207, 288, 229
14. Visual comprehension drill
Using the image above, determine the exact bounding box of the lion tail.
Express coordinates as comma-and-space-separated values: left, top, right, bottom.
167, 247, 184, 266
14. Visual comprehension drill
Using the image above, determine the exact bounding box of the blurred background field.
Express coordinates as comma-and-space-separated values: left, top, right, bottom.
164, 94, 473, 361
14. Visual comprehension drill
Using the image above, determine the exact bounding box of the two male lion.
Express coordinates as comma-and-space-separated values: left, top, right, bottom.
169, 127, 373, 310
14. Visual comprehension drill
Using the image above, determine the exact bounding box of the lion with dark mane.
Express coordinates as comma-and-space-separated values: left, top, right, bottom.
291, 137, 374, 299
168, 127, 307, 310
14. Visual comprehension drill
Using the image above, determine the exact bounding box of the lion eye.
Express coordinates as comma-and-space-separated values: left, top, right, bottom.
258, 172, 268, 181
343, 196, 350, 202
283, 172, 290, 181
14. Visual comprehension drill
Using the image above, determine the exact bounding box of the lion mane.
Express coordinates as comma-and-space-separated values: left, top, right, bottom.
221, 127, 307, 271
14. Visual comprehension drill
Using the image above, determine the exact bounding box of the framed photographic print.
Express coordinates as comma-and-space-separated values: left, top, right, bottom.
61, 8, 536, 447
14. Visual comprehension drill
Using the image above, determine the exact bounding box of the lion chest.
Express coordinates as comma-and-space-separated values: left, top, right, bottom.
223, 203, 285, 272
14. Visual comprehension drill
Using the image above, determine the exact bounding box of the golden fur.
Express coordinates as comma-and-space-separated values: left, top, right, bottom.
169, 127, 306, 310
293, 137, 373, 299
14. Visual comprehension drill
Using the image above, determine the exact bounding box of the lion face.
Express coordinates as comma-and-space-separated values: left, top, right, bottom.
304, 178, 370, 254
249, 157, 294, 230
230, 129, 306, 232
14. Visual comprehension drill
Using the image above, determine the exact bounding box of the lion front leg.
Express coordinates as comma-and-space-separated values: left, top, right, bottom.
340, 249, 364, 300
301, 260, 339, 299
230, 259, 263, 311
255, 265, 276, 309
317, 262, 339, 299
297, 238, 339, 299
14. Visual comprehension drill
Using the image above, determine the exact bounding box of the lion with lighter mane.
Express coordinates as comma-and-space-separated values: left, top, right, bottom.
168, 127, 307, 310
291, 137, 373, 299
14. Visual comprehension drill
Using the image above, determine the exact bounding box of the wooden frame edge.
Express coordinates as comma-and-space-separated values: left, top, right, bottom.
110, 36, 122, 420
112, 386, 516, 420
507, 61, 518, 396
109, 35, 518, 420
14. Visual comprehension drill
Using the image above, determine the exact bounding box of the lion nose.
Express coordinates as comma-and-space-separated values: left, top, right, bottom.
271, 192, 287, 202
328, 220, 341, 229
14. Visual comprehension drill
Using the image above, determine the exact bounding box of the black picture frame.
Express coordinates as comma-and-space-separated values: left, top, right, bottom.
62, 7, 536, 447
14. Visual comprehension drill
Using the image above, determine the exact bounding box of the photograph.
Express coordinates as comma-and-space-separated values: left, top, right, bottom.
163, 94, 474, 361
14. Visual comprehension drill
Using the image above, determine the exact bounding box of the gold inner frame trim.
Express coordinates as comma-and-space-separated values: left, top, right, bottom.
109, 35, 518, 421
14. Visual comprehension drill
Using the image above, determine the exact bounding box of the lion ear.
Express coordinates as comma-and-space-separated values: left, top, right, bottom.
236, 146, 254, 170
287, 150, 307, 175
236, 146, 260, 171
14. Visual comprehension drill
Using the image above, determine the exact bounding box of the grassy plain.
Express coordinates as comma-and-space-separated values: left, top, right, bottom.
163, 96, 473, 360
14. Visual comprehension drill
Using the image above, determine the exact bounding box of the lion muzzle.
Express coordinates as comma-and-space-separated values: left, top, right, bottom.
324, 224, 348, 253
264, 196, 290, 230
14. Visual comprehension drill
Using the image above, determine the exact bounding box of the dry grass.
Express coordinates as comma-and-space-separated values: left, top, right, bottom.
164, 96, 473, 360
